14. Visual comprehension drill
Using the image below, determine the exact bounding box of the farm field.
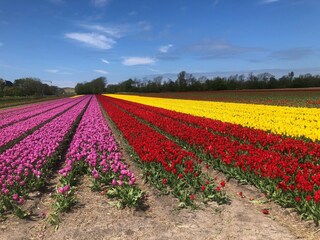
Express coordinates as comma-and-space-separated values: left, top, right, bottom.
0, 93, 320, 239
134, 88, 320, 108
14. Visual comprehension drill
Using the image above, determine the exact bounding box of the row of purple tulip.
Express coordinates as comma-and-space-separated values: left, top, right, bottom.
0, 100, 48, 119
0, 98, 66, 121
0, 97, 85, 149
56, 96, 138, 206
0, 96, 90, 212
0, 97, 77, 128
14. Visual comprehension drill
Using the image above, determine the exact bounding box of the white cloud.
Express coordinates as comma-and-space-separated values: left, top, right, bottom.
94, 69, 109, 74
159, 44, 173, 53
101, 58, 110, 64
91, 0, 111, 7
66, 21, 151, 51
148, 67, 162, 73
80, 24, 122, 38
45, 69, 72, 75
262, 0, 280, 4
46, 69, 59, 73
79, 22, 151, 39
122, 57, 156, 66
65, 32, 115, 50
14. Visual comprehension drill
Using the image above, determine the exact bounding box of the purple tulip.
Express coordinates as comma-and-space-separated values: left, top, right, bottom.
50, 96, 138, 203
18, 197, 24, 205
12, 193, 19, 201
0, 97, 84, 148
0, 96, 90, 206
111, 179, 117, 186
63, 185, 71, 192
58, 187, 64, 194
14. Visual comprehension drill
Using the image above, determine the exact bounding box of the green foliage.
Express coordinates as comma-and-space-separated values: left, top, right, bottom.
0, 77, 64, 97
105, 186, 144, 209
54, 189, 76, 212
140, 161, 229, 207
75, 77, 107, 94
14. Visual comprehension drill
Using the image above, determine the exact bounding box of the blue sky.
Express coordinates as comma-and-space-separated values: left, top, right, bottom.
0, 0, 320, 87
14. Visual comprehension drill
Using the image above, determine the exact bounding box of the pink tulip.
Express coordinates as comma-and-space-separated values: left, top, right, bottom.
18, 198, 24, 205
58, 187, 64, 194
12, 193, 19, 201
63, 185, 71, 192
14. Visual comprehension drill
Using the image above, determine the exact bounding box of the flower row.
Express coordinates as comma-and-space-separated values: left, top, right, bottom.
97, 95, 228, 206
105, 94, 320, 141
55, 95, 142, 211
0, 96, 90, 214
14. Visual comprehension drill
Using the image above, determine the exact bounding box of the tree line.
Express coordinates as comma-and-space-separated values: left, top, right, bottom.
0, 77, 64, 97
105, 71, 320, 93
75, 77, 106, 94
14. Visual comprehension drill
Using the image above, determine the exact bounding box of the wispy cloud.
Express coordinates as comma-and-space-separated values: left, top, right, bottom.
261, 0, 280, 4
46, 69, 59, 73
129, 10, 137, 16
138, 21, 151, 31
122, 57, 156, 66
0, 42, 3, 47
270, 47, 313, 60
66, 21, 150, 50
148, 67, 162, 73
91, 0, 111, 7
159, 44, 173, 53
65, 32, 115, 49
79, 22, 151, 38
101, 58, 110, 64
80, 24, 122, 38
94, 69, 109, 74
45, 69, 72, 74
185, 39, 265, 59
212, 0, 219, 7
157, 44, 178, 60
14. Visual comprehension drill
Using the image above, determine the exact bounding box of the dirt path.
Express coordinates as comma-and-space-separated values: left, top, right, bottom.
1, 152, 319, 240
42, 176, 303, 240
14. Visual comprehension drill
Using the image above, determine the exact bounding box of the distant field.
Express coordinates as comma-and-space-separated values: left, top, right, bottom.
135, 88, 320, 108
0, 96, 65, 109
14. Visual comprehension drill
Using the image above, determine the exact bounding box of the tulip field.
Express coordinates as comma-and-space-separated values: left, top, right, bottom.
1, 91, 320, 230
98, 93, 320, 224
